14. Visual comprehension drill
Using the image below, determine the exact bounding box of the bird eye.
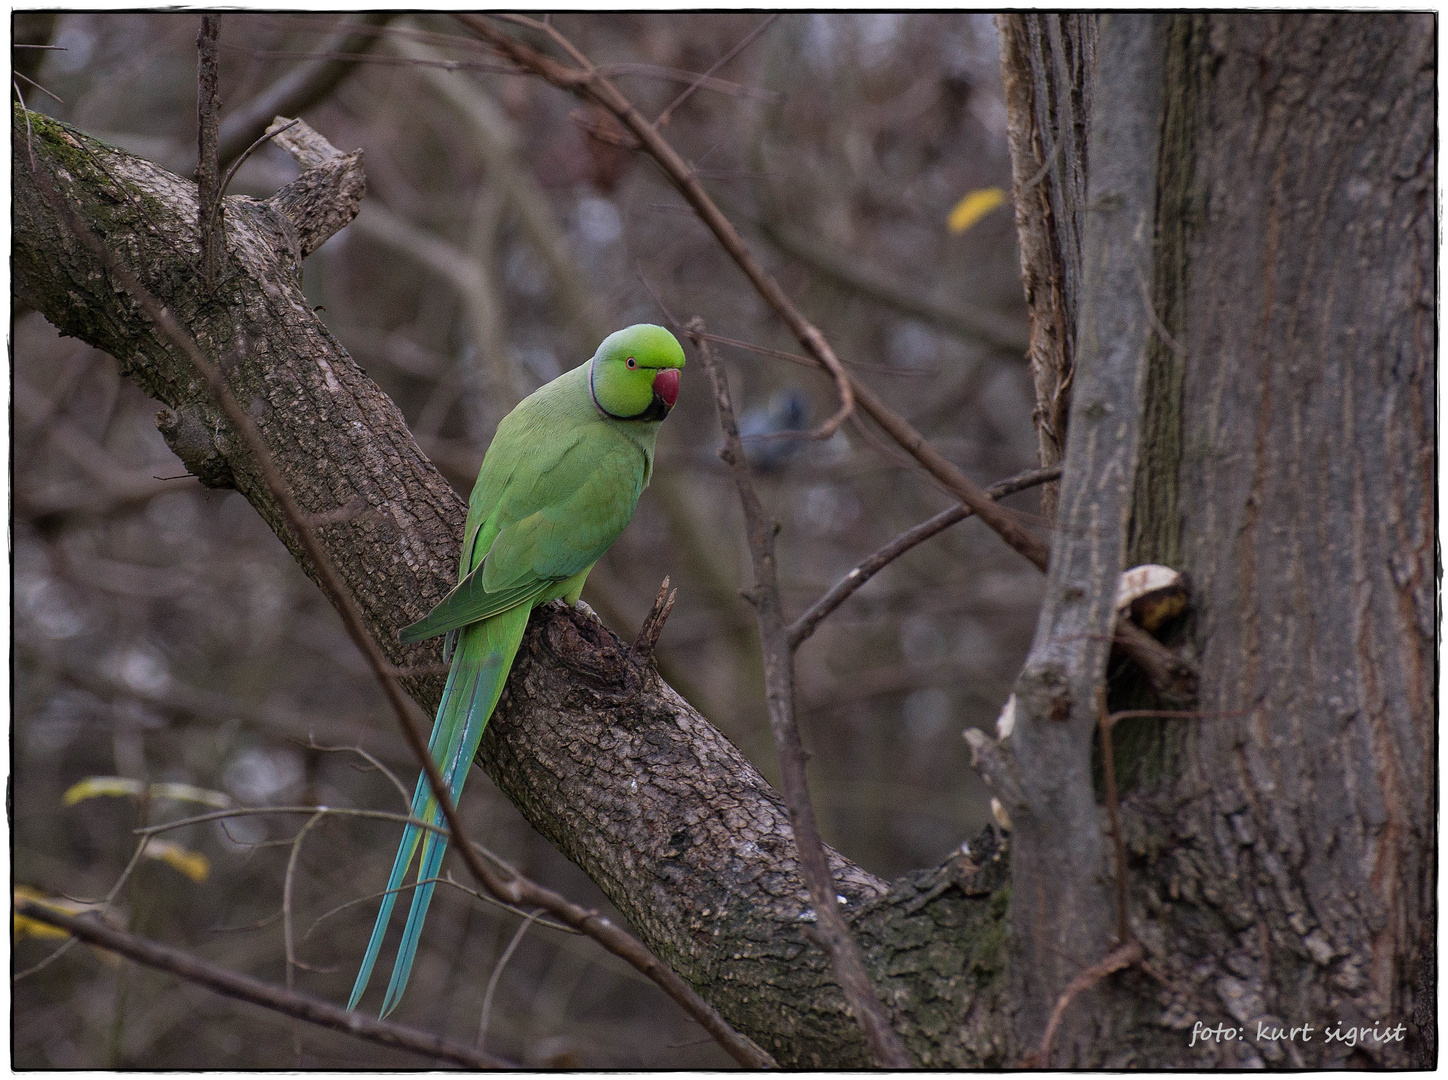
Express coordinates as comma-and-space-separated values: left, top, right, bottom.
626, 357, 637, 369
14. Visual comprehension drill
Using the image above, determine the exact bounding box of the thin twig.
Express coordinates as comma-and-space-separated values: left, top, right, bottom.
1103, 707, 1249, 730
201, 117, 304, 269
688, 320, 912, 1068
12, 828, 154, 983
305, 738, 412, 812
654, 15, 778, 128
1135, 261, 1188, 358
789, 463, 1063, 649
1026, 939, 1142, 1068
196, 16, 225, 286
596, 62, 778, 103
218, 118, 299, 209
306, 875, 579, 943
283, 811, 328, 993
284, 809, 327, 1063
23, 130, 773, 1072
14, 68, 64, 105
490, 12, 594, 72
217, 13, 396, 167
693, 328, 932, 376
1096, 689, 1131, 945
476, 909, 543, 1051
14, 902, 516, 1069
1020, 129, 1066, 194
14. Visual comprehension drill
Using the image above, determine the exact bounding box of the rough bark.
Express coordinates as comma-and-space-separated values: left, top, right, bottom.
1008, 14, 1435, 1067
11, 104, 1010, 1068
1146, 14, 1434, 1067
997, 13, 1096, 515
1006, 14, 1166, 1061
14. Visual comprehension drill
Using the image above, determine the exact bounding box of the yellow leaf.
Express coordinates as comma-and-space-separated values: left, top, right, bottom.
62, 776, 143, 805
149, 782, 233, 809
14, 885, 88, 941
13, 914, 70, 941
143, 839, 211, 883
947, 186, 1007, 233
63, 776, 231, 809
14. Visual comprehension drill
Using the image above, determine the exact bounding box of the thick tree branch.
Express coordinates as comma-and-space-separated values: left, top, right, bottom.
196, 16, 225, 285
263, 115, 366, 258
24, 94, 766, 1065
12, 104, 1008, 1067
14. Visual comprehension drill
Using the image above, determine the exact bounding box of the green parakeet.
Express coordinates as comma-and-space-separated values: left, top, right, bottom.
349, 324, 685, 1017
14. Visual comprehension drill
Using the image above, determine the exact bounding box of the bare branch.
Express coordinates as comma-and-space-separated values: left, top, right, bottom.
654, 15, 779, 128
1096, 689, 1130, 945
476, 909, 544, 1051
195, 16, 224, 285
688, 320, 912, 1069
14, 901, 517, 1069
789, 463, 1063, 649
217, 13, 396, 168
1025, 940, 1142, 1068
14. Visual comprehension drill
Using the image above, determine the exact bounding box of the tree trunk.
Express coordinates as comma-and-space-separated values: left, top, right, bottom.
1003, 14, 1434, 1067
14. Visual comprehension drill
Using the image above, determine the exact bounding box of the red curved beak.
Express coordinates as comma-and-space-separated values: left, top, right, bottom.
652, 367, 680, 408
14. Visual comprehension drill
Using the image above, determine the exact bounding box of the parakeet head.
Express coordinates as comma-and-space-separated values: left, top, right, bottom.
589, 324, 685, 422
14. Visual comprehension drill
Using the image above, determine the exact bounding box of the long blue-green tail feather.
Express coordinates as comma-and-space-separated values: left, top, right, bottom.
349, 605, 531, 1016
377, 655, 493, 1017
347, 773, 428, 1011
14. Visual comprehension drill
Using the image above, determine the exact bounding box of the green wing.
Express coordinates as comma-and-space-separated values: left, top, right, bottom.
397, 577, 552, 643
399, 424, 647, 643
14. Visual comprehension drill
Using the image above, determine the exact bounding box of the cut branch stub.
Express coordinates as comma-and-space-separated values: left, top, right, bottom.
632, 576, 677, 661
264, 116, 365, 259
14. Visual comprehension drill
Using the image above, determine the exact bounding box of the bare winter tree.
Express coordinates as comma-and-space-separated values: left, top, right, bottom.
13, 12, 1432, 1068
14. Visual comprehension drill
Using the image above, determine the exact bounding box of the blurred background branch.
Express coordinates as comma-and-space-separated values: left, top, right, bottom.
216, 13, 396, 169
